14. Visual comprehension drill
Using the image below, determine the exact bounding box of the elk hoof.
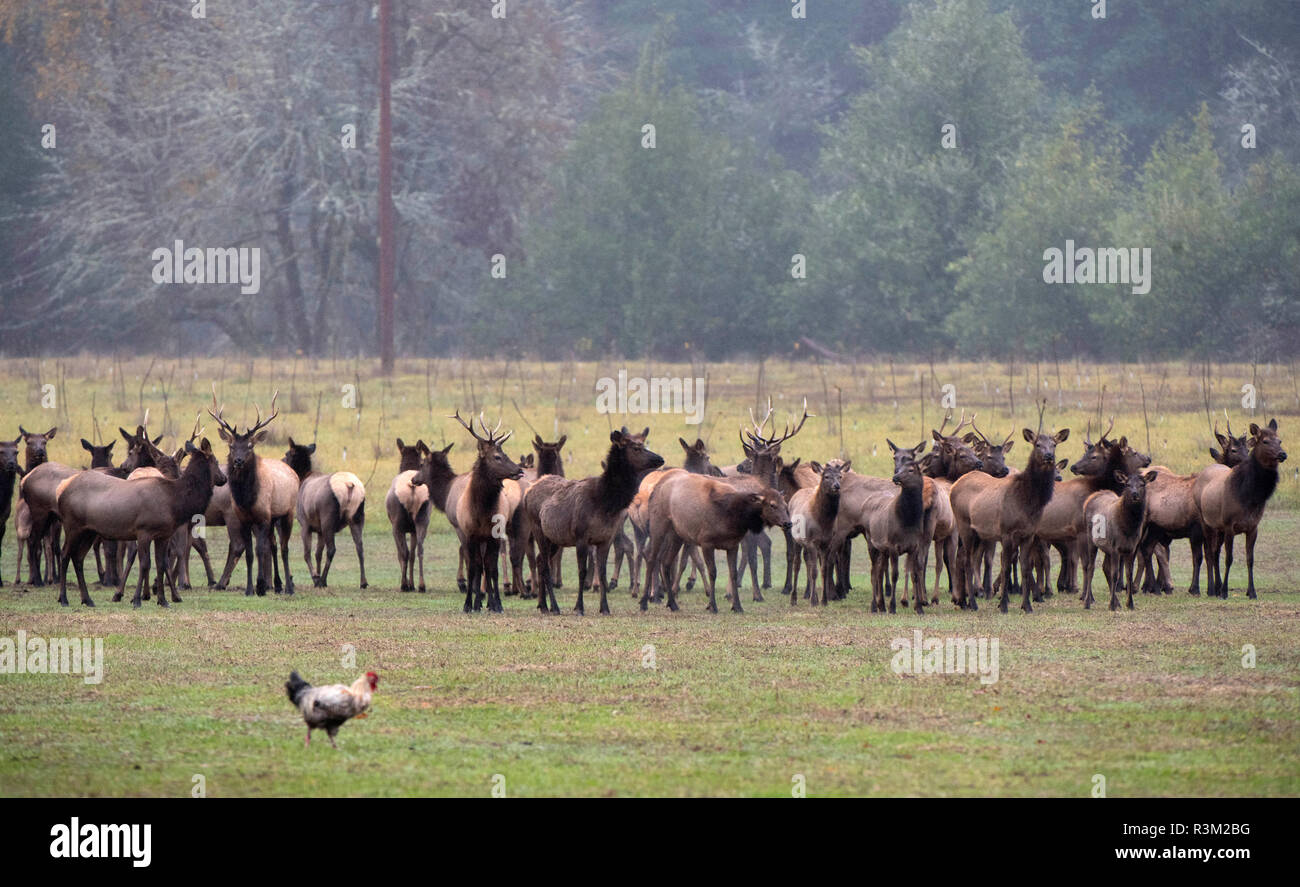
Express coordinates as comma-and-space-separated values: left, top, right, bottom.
705, 603, 718, 614
638, 598, 649, 612
998, 601, 1008, 614
158, 598, 169, 608
574, 604, 584, 615
132, 600, 142, 609
171, 594, 182, 603
666, 599, 679, 612
83, 599, 95, 608
111, 593, 123, 602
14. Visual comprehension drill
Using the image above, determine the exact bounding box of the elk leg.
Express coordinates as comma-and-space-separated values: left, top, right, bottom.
463, 543, 479, 613
1104, 551, 1119, 611
1245, 527, 1258, 599
133, 537, 151, 609
350, 515, 367, 589
156, 538, 178, 605
321, 529, 338, 588
62, 531, 97, 608
700, 544, 719, 613
595, 540, 613, 615
485, 537, 503, 613
242, 523, 258, 596
1125, 551, 1136, 610
573, 543, 590, 614
869, 546, 885, 612
303, 523, 318, 585
415, 518, 429, 593
723, 546, 743, 614
392, 524, 411, 591
1187, 530, 1203, 596
1221, 534, 1234, 599
1080, 541, 1097, 609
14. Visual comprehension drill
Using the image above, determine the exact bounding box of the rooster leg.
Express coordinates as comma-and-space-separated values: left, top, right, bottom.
305, 729, 311, 747
327, 730, 338, 749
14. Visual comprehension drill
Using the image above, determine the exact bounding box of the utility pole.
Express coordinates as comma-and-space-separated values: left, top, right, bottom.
377, 0, 395, 375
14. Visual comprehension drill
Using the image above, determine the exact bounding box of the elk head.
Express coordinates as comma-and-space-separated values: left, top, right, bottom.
80, 438, 116, 469
1211, 418, 1251, 467
0, 436, 23, 476
1114, 469, 1157, 509
609, 426, 664, 476
19, 426, 56, 467
284, 437, 317, 479
531, 433, 567, 475
184, 438, 228, 487
1247, 419, 1286, 469
966, 418, 1012, 478
1022, 426, 1070, 475
810, 458, 850, 495
887, 439, 927, 486
745, 486, 792, 531
679, 437, 717, 475
452, 410, 524, 482
208, 388, 279, 472
740, 398, 811, 486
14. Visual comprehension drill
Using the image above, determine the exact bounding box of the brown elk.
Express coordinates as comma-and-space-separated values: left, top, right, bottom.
16, 426, 65, 586
450, 411, 523, 613
857, 440, 936, 614
386, 439, 456, 592
0, 436, 23, 587
1136, 419, 1248, 596
915, 411, 983, 605
787, 459, 850, 606
284, 439, 367, 588
1080, 470, 1158, 610
627, 437, 718, 597
641, 470, 790, 613
207, 390, 300, 596
950, 414, 1069, 613
1195, 419, 1286, 599
527, 427, 664, 614
56, 439, 226, 607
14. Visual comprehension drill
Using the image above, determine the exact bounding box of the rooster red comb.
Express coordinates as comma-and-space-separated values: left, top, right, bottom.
366, 671, 379, 682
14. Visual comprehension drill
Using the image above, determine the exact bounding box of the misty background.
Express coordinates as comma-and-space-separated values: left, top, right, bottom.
0, 0, 1297, 361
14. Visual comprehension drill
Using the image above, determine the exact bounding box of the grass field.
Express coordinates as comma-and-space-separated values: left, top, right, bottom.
0, 356, 1297, 796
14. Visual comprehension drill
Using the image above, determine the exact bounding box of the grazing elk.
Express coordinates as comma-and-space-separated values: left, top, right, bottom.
0, 436, 23, 587
284, 439, 367, 589
450, 412, 523, 613
950, 411, 1069, 613
56, 439, 226, 607
1080, 470, 1158, 610
207, 391, 300, 596
1195, 419, 1286, 599
627, 437, 719, 597
642, 470, 790, 613
787, 459, 850, 606
528, 427, 663, 615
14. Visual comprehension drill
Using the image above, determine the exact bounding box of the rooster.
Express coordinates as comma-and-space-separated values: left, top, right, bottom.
285, 670, 379, 747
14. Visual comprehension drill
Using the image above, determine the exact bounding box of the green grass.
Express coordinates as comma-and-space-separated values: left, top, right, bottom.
0, 356, 1297, 796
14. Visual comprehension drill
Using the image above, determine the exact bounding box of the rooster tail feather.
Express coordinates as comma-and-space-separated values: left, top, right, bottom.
286, 670, 312, 706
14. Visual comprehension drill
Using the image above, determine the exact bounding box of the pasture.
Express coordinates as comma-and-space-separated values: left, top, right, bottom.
0, 356, 1298, 796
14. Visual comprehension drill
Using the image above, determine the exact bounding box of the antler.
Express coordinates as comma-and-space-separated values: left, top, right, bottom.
206, 383, 235, 436
451, 409, 512, 446
746, 398, 775, 444
953, 409, 975, 438
188, 412, 205, 443
247, 390, 279, 435
771, 398, 812, 447
1035, 398, 1048, 433
1097, 415, 1115, 445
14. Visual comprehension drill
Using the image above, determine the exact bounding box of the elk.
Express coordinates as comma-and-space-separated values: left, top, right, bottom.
1080, 470, 1158, 610
787, 459, 850, 606
627, 437, 718, 597
386, 439, 457, 592
1195, 419, 1286, 599
284, 439, 367, 588
516, 434, 567, 597
207, 390, 299, 596
950, 411, 1069, 613
641, 470, 790, 613
17, 426, 70, 587
450, 411, 523, 613
726, 399, 811, 600
915, 411, 983, 605
856, 440, 936, 614
0, 436, 23, 587
527, 427, 663, 614
56, 439, 226, 607
1136, 420, 1247, 596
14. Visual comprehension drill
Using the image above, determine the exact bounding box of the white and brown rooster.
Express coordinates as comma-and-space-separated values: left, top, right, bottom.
285, 670, 378, 747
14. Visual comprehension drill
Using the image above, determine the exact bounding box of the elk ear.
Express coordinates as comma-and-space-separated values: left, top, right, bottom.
1143, 470, 1158, 484
932, 430, 944, 442
1056, 458, 1068, 470
152, 434, 163, 445
307, 443, 316, 454
610, 430, 624, 444
12, 434, 21, 444
556, 435, 567, 448
842, 460, 851, 472
1114, 471, 1128, 485
81, 439, 93, 452
218, 427, 233, 444
395, 438, 405, 452
105, 440, 114, 452
1002, 440, 1015, 454
442, 443, 454, 454
788, 457, 801, 471
1054, 428, 1069, 443
18, 426, 29, 439
1214, 431, 1229, 447
185, 440, 198, 455
810, 461, 822, 474
120, 427, 135, 444
679, 437, 690, 451
1209, 447, 1222, 461
252, 429, 268, 445
886, 438, 899, 453
913, 441, 927, 456
288, 436, 296, 447
1022, 428, 1036, 443
1249, 423, 1261, 437
1269, 418, 1278, 431
44, 428, 56, 440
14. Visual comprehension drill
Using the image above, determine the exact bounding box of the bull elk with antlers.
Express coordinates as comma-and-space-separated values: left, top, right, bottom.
207, 389, 299, 596
448, 411, 524, 613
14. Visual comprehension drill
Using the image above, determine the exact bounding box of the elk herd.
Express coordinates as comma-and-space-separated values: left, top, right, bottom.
0, 388, 1287, 616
